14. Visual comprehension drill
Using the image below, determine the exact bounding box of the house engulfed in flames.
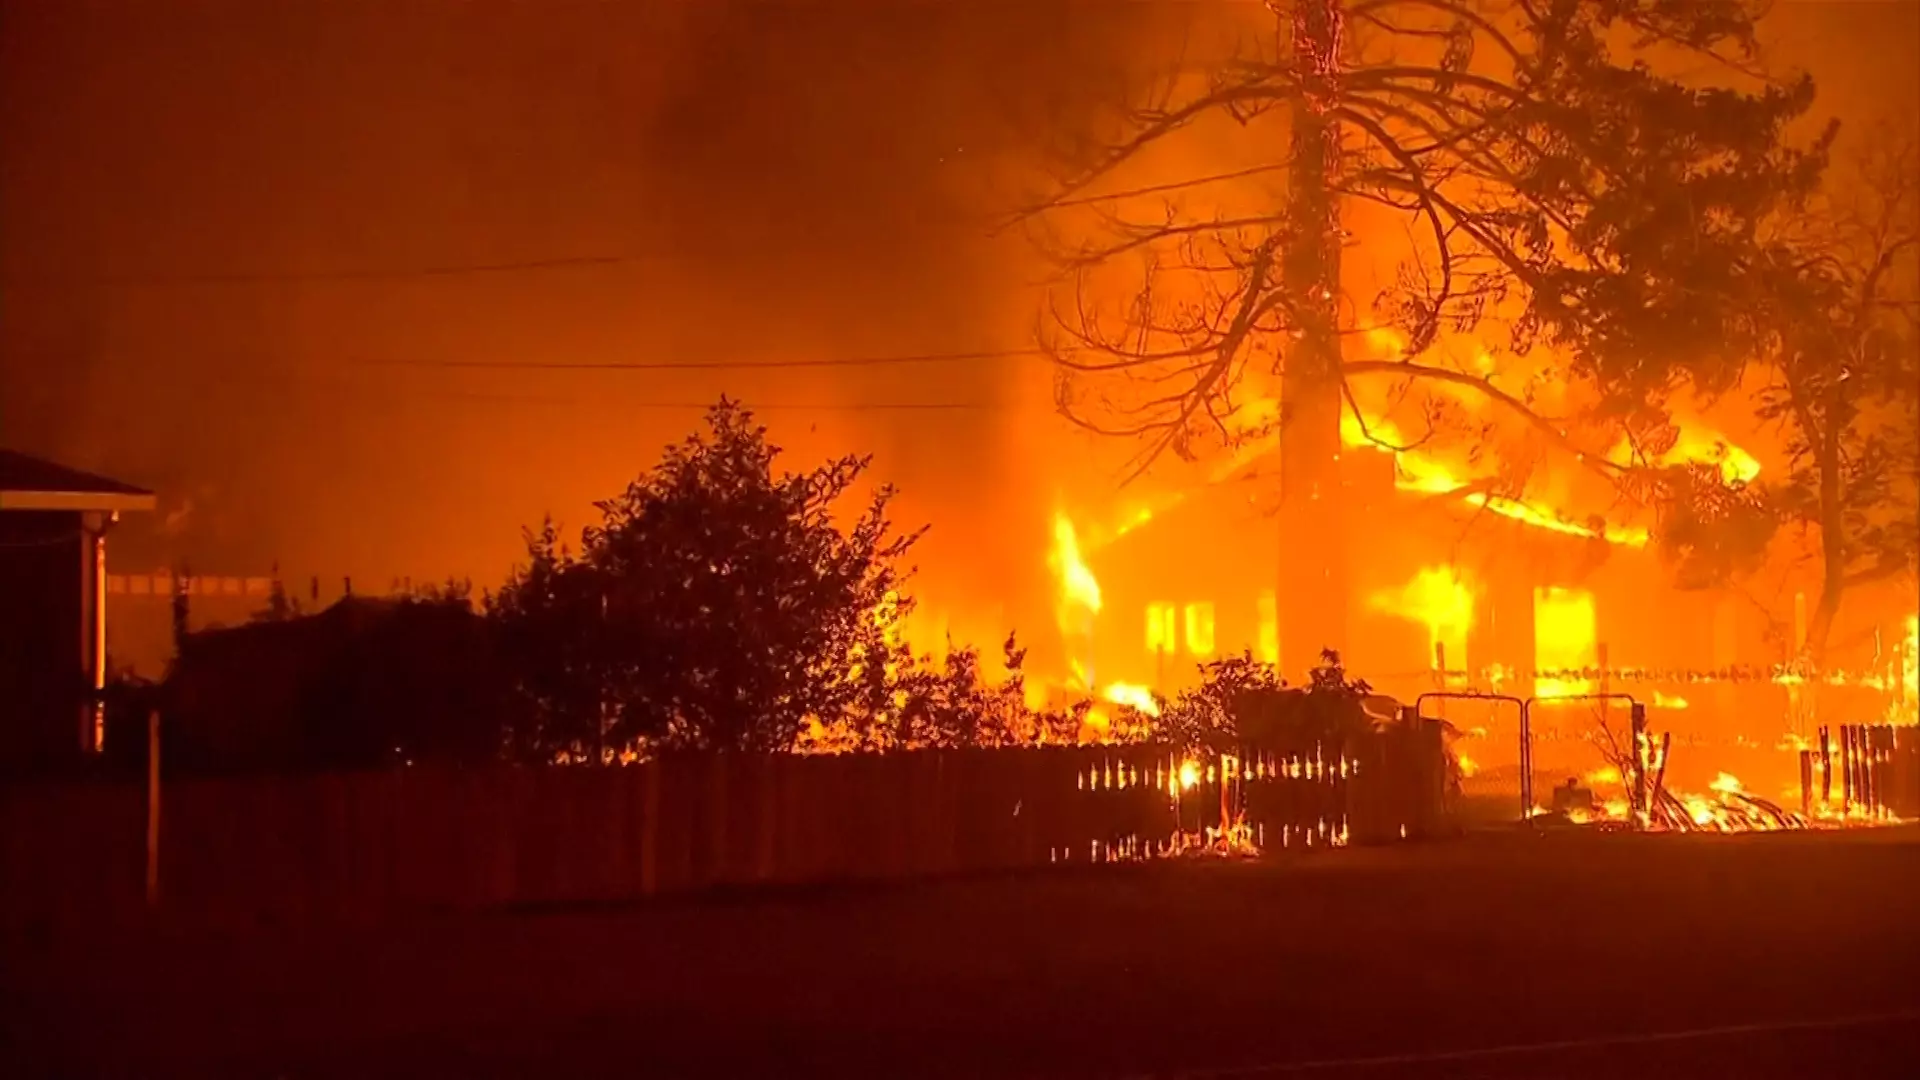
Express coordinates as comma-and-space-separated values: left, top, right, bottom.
1043, 391, 1917, 807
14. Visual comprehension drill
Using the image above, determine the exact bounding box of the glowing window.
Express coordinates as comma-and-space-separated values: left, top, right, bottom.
1146, 603, 1179, 654
1257, 591, 1279, 666
1533, 586, 1596, 698
1183, 602, 1216, 657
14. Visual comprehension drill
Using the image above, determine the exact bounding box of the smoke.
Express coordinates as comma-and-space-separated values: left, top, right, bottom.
0, 0, 1171, 633
1, 0, 1911, 666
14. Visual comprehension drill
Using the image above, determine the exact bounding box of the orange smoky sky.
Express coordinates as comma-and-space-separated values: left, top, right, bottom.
0, 0, 1914, 656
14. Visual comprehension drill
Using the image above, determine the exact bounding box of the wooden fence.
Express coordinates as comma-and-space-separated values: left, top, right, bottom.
2, 728, 1447, 932
1797, 724, 1918, 820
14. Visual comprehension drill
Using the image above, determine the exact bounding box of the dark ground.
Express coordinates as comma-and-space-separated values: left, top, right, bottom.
7, 828, 1919, 1078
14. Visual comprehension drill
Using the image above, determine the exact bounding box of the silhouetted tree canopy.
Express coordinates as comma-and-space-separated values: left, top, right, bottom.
1160, 649, 1382, 754
490, 399, 924, 756
829, 632, 1088, 751
160, 593, 510, 773
1034, 0, 1829, 501
1694, 138, 1918, 657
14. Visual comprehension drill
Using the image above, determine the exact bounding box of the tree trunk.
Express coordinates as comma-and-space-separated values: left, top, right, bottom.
1806, 421, 1846, 666
1276, 0, 1349, 678
1804, 375, 1853, 667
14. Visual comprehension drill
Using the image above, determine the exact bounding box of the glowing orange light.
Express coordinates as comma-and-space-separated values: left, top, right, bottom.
1145, 602, 1179, 655
1049, 513, 1102, 617
1102, 682, 1161, 717
1607, 422, 1761, 486
1178, 759, 1201, 791
1183, 602, 1216, 657
1256, 590, 1279, 666
1899, 615, 1918, 724
1534, 587, 1597, 698
1371, 565, 1474, 668
1340, 396, 1647, 546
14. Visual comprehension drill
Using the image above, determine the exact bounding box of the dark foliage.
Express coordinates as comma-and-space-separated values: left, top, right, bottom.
834, 633, 1089, 750
1638, 462, 1779, 589
1036, 0, 1829, 479
161, 594, 513, 773
490, 399, 924, 757
1160, 648, 1382, 754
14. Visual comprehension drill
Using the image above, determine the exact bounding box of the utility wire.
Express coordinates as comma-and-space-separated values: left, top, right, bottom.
355, 346, 1052, 372
0, 254, 651, 290
157, 370, 1019, 413
1037, 161, 1293, 211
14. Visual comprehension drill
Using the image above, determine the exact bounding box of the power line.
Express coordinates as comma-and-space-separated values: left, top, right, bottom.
144, 370, 1019, 413
394, 392, 1011, 413
3, 345, 1055, 411
1040, 161, 1294, 210
0, 254, 649, 290
355, 346, 1053, 372
617, 400, 1003, 412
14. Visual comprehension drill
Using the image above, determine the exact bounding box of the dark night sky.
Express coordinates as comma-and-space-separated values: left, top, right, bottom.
1, 0, 1914, 636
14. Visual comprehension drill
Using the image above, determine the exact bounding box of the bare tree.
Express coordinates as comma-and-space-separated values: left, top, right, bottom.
1024, 0, 1829, 670
1748, 138, 1920, 661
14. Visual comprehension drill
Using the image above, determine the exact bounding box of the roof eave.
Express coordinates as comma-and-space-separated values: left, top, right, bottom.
0, 490, 158, 513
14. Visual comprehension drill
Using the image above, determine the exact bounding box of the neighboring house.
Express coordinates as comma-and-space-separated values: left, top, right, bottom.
0, 450, 155, 775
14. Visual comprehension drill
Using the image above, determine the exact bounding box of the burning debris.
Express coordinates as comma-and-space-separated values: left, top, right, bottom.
1529, 703, 1916, 833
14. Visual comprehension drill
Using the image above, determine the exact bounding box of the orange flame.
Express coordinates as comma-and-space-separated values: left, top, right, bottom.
1371, 565, 1474, 667
1102, 681, 1161, 717
1340, 399, 1648, 546
1049, 512, 1102, 618
1900, 615, 1918, 724
1534, 587, 1597, 698
1607, 423, 1761, 486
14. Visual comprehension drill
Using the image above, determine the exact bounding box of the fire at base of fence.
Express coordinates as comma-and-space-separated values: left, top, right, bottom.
1067, 731, 1442, 862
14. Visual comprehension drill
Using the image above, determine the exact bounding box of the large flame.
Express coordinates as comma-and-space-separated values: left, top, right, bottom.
1900, 614, 1918, 724
1606, 421, 1761, 486
1046, 510, 1168, 740
1533, 586, 1597, 698
1103, 681, 1161, 717
1339, 399, 1649, 547
1371, 565, 1474, 668
1049, 512, 1103, 621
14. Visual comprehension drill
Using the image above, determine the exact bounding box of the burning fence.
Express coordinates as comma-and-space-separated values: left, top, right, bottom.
2, 731, 1454, 930
1514, 697, 1915, 833
1796, 724, 1918, 822
1065, 720, 1451, 862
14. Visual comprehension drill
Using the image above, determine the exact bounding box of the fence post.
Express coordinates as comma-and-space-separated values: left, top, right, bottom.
639, 759, 660, 896
145, 709, 161, 910
1819, 726, 1833, 810
755, 755, 777, 882
1629, 702, 1649, 829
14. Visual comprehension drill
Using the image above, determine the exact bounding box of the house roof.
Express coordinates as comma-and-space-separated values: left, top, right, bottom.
0, 449, 157, 513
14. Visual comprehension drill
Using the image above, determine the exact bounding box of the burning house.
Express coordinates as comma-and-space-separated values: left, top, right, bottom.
1042, 385, 1917, 811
